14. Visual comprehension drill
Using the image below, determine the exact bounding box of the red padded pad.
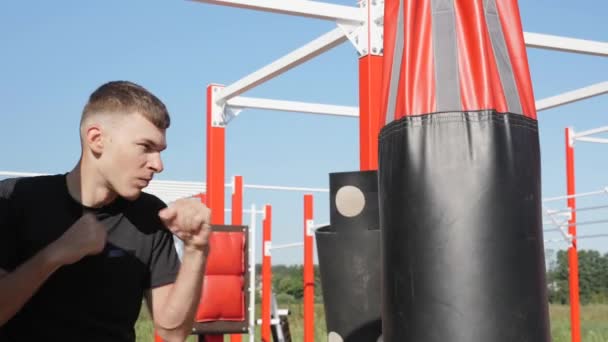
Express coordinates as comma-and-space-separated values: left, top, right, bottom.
206, 232, 245, 275
195, 274, 245, 321
195, 231, 246, 322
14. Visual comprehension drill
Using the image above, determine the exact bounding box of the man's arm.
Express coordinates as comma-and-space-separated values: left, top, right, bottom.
0, 249, 62, 326
150, 198, 211, 342
146, 248, 207, 342
0, 214, 106, 327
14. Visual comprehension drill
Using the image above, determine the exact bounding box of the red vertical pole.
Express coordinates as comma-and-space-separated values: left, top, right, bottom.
196, 193, 207, 204
261, 205, 273, 342
358, 0, 383, 171
232, 176, 243, 225
205, 84, 225, 342
231, 176, 243, 342
359, 55, 383, 171
303, 195, 315, 342
565, 127, 581, 342
207, 84, 226, 226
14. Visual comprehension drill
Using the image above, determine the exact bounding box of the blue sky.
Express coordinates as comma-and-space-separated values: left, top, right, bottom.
0, 0, 606, 264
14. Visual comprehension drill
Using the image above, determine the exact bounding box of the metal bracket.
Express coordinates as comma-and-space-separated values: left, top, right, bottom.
337, 21, 364, 55
368, 0, 384, 56
306, 219, 314, 237
210, 85, 243, 127
223, 105, 243, 126
567, 127, 576, 148
565, 207, 573, 221
338, 0, 384, 57
264, 241, 272, 257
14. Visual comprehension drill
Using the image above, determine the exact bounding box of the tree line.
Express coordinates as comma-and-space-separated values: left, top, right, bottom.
546, 249, 608, 304
257, 249, 608, 305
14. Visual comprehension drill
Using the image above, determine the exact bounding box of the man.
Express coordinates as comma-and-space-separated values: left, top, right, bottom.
0, 81, 210, 341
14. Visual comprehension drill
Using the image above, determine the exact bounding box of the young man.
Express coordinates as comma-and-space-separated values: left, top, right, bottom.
0, 81, 211, 342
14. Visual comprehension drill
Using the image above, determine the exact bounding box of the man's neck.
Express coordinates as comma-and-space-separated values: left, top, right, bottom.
66, 162, 117, 208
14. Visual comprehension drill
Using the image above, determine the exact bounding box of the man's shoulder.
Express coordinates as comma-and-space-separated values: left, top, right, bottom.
0, 174, 64, 199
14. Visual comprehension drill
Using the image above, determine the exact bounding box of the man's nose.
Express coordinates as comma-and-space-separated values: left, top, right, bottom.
149, 153, 164, 173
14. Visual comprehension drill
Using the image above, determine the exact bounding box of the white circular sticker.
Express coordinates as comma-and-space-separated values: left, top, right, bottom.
335, 185, 365, 217
328, 331, 344, 342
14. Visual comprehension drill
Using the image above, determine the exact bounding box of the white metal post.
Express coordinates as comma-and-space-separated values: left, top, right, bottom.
189, 0, 363, 23
215, 28, 348, 105
523, 32, 608, 56
227, 96, 359, 117
536, 82, 608, 112
248, 203, 257, 342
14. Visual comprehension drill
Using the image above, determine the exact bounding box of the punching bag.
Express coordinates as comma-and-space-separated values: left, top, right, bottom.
315, 171, 382, 342
378, 0, 550, 341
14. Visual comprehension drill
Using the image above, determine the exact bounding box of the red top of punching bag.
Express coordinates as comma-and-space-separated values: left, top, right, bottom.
380, 0, 537, 125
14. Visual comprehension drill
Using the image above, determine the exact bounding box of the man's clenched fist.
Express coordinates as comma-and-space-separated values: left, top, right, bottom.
158, 198, 211, 252
51, 213, 107, 266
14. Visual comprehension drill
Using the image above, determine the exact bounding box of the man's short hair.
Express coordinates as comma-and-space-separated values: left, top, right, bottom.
81, 81, 170, 129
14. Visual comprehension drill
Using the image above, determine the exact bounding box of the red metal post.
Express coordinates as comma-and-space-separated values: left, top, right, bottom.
232, 176, 243, 225
196, 193, 207, 204
262, 205, 273, 342
303, 194, 315, 342
358, 0, 384, 171
359, 55, 384, 171
565, 127, 581, 342
204, 84, 226, 342
207, 84, 226, 226
231, 176, 244, 342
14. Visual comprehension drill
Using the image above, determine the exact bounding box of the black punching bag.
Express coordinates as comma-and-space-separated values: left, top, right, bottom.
377, 0, 550, 341
315, 170, 382, 342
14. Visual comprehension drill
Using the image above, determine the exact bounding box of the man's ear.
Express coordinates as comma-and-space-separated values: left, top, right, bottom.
84, 124, 104, 155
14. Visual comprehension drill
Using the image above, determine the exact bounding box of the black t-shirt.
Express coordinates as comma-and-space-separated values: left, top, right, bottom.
0, 174, 180, 342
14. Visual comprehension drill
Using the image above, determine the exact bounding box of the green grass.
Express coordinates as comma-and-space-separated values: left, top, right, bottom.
135, 304, 608, 341
550, 304, 608, 342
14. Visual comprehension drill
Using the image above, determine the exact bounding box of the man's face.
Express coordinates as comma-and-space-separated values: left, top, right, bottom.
98, 112, 166, 200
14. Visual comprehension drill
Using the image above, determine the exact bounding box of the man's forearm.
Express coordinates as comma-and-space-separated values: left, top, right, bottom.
156, 248, 207, 335
0, 247, 62, 326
